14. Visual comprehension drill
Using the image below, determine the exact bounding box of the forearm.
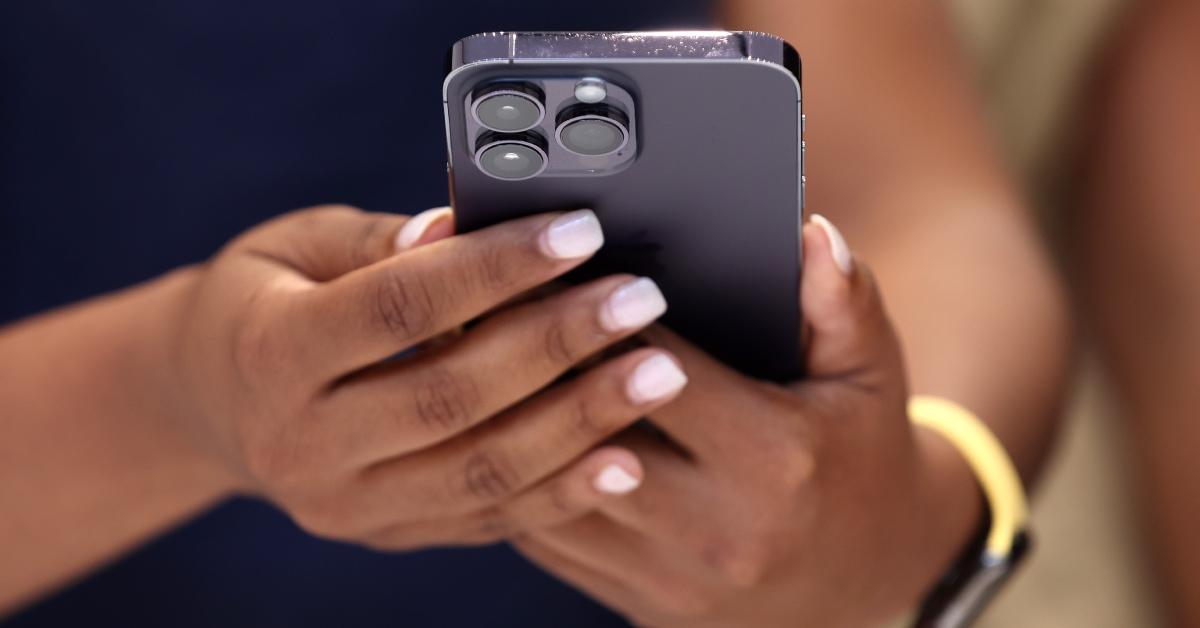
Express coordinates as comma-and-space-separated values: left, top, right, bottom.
1078, 1, 1200, 624
722, 0, 1070, 483
0, 268, 235, 613
721, 1, 1070, 600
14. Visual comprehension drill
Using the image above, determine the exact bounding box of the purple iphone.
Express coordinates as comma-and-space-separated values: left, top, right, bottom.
443, 31, 804, 381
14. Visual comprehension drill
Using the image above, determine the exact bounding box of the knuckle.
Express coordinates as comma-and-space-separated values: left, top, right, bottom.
704, 536, 771, 589
472, 508, 517, 542
773, 439, 817, 490
461, 450, 521, 502
541, 318, 581, 367
471, 242, 518, 293
569, 395, 612, 441
413, 368, 478, 433
371, 269, 435, 342
547, 477, 578, 515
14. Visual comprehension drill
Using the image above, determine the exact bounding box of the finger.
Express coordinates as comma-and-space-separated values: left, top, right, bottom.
232, 204, 445, 281
598, 431, 769, 586
353, 347, 687, 523
496, 446, 644, 530
398, 208, 461, 350
638, 215, 906, 462
295, 209, 605, 377
802, 214, 905, 395
637, 325, 802, 464
363, 446, 644, 548
595, 431, 709, 538
321, 274, 668, 462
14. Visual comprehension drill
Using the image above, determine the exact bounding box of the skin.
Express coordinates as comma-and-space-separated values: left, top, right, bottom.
1075, 1, 1200, 624
0, 206, 685, 610
0, 0, 1072, 624
515, 222, 969, 626
510, 1, 1071, 625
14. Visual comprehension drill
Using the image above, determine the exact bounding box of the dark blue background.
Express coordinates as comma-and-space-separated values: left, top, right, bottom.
0, 2, 711, 626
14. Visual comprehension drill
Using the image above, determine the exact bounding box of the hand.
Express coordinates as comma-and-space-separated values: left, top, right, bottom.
162, 205, 691, 549
511, 216, 980, 627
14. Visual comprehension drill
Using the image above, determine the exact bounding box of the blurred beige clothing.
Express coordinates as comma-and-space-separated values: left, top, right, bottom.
948, 0, 1124, 180
935, 2, 1161, 627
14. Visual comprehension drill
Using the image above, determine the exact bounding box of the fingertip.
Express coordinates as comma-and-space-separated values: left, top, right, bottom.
540, 209, 604, 260
588, 448, 644, 495
599, 276, 668, 333
395, 206, 455, 252
801, 216, 858, 322
801, 216, 899, 380
809, 214, 854, 275
625, 350, 689, 405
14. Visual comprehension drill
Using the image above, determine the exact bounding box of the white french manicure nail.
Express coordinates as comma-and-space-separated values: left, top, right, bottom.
811, 214, 854, 275
395, 207, 453, 252
626, 353, 688, 404
594, 464, 641, 495
600, 277, 667, 332
542, 209, 604, 259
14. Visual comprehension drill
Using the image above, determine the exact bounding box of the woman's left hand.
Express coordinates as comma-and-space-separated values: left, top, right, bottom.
510, 217, 981, 627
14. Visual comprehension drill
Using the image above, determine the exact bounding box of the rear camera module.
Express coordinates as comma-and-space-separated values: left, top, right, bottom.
555, 104, 630, 157
472, 83, 545, 133
474, 131, 548, 181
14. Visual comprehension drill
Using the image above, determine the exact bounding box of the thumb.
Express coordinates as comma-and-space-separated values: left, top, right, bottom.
801, 214, 906, 396
394, 206, 456, 252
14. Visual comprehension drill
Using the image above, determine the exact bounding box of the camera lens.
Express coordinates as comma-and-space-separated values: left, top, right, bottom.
474, 131, 548, 181
555, 104, 630, 157
472, 83, 545, 133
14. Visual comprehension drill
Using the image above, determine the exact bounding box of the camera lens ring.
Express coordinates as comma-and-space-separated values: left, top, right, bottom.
474, 131, 549, 181
471, 83, 546, 133
554, 104, 630, 157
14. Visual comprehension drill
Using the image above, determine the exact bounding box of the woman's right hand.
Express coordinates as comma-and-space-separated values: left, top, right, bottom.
164, 205, 685, 550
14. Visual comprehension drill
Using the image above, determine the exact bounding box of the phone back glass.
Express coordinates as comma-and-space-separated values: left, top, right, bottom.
445, 32, 803, 381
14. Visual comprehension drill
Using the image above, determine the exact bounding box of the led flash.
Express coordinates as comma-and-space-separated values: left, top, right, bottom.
574, 78, 607, 104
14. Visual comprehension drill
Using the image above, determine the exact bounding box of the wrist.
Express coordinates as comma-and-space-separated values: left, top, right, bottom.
121, 267, 247, 499
908, 424, 985, 591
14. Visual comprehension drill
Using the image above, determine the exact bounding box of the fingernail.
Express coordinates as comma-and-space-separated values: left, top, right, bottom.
811, 214, 854, 275
541, 209, 604, 259
600, 277, 667, 332
593, 464, 641, 495
626, 353, 688, 404
395, 207, 454, 252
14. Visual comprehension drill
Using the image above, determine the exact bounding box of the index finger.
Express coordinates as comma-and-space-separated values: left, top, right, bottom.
293, 209, 603, 379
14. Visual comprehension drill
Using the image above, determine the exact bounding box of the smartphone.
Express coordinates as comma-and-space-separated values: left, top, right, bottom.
442, 31, 804, 382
